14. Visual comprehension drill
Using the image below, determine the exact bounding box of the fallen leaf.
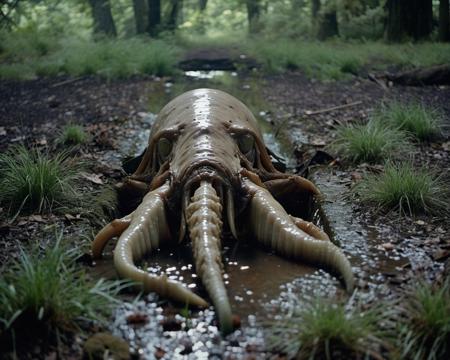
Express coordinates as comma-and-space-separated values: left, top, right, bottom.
81, 172, 103, 185
433, 249, 450, 261
29, 214, 45, 222
126, 313, 148, 324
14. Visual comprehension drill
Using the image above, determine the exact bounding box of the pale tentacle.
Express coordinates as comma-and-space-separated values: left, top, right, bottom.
244, 179, 354, 292
114, 182, 208, 307
290, 216, 330, 241
186, 181, 233, 334
92, 214, 132, 258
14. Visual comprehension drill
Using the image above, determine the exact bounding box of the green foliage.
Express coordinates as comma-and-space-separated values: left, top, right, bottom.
58, 124, 89, 146
247, 40, 450, 79
340, 6, 385, 40
375, 101, 443, 141
397, 281, 450, 360
0, 237, 123, 347
356, 162, 449, 216
0, 31, 179, 79
332, 120, 411, 164
266, 300, 387, 359
0, 146, 82, 215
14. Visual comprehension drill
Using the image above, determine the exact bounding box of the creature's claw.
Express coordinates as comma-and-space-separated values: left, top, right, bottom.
290, 216, 330, 241
92, 215, 132, 258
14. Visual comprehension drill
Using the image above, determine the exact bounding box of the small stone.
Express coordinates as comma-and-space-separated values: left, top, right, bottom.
381, 242, 395, 251
83, 332, 129, 360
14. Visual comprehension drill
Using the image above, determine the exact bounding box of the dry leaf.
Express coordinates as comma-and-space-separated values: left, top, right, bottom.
81, 172, 103, 185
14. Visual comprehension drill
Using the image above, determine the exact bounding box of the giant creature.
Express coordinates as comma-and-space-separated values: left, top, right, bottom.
91, 89, 354, 334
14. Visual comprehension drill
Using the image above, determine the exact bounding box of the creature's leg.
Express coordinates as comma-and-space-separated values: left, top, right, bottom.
264, 176, 319, 197
290, 216, 330, 241
243, 178, 354, 293
112, 182, 208, 308
92, 214, 132, 258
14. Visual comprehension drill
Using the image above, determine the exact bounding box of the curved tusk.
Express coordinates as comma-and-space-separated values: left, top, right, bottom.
112, 182, 208, 307
226, 187, 238, 239
186, 181, 233, 334
243, 179, 354, 293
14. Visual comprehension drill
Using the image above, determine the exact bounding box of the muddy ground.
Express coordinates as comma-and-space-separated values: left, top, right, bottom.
0, 64, 449, 359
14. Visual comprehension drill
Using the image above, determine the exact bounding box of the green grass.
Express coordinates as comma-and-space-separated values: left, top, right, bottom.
397, 281, 450, 360
58, 124, 89, 145
0, 237, 124, 351
266, 300, 387, 359
374, 101, 443, 141
356, 162, 449, 216
0, 146, 82, 215
247, 40, 450, 80
331, 120, 411, 164
0, 31, 180, 80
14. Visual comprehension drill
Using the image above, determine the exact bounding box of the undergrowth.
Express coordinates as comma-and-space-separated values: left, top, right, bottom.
397, 281, 450, 360
375, 101, 443, 141
0, 236, 124, 354
247, 40, 450, 80
58, 124, 89, 146
0, 145, 82, 215
331, 120, 411, 163
266, 299, 388, 359
0, 31, 179, 79
356, 162, 449, 216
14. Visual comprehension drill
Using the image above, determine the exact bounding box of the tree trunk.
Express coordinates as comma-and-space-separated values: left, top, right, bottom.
246, 0, 262, 34
132, 0, 148, 34
311, 0, 321, 33
199, 0, 207, 12
317, 1, 339, 40
385, 0, 433, 42
147, 0, 161, 36
167, 0, 183, 31
88, 0, 117, 37
439, 0, 450, 42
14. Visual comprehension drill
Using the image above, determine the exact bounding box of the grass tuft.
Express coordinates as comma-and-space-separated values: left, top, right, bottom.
375, 101, 442, 141
58, 124, 89, 146
266, 300, 387, 359
332, 120, 411, 164
356, 162, 449, 216
0, 236, 124, 351
397, 281, 450, 360
0, 146, 82, 215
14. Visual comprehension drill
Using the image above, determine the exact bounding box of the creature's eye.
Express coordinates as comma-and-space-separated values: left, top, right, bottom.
237, 133, 255, 164
157, 137, 172, 163
237, 133, 255, 154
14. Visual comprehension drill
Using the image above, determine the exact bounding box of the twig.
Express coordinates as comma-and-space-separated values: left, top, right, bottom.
50, 76, 84, 88
304, 101, 363, 116
368, 73, 389, 90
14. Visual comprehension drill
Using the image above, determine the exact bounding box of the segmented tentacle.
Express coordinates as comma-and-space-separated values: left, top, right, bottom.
112, 182, 208, 307
186, 181, 233, 334
244, 179, 354, 293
